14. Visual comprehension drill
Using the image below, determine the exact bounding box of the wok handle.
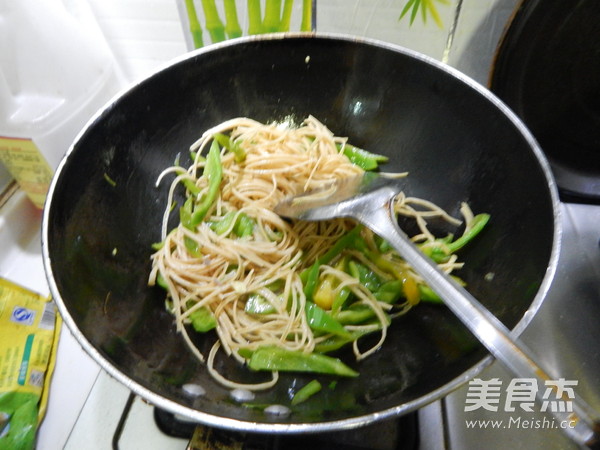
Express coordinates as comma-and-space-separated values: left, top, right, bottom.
355, 201, 600, 448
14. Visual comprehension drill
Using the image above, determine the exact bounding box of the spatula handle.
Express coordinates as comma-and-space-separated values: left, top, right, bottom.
356, 201, 600, 448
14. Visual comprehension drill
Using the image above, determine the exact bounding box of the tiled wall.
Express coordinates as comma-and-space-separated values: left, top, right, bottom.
89, 0, 521, 85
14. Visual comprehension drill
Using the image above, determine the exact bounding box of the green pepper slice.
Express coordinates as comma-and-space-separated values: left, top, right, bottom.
291, 380, 322, 405
246, 346, 358, 377
305, 302, 351, 338
189, 306, 217, 332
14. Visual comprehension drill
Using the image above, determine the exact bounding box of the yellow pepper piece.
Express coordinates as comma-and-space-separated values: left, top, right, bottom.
313, 276, 336, 310
365, 251, 421, 305
402, 275, 421, 306
313, 258, 348, 310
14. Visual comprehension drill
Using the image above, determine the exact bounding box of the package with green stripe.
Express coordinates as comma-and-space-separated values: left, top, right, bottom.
0, 279, 61, 450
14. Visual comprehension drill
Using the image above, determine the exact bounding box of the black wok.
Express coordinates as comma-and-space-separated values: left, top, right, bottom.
42, 34, 559, 433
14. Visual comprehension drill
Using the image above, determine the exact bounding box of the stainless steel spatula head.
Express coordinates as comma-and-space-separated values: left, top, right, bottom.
274, 172, 407, 222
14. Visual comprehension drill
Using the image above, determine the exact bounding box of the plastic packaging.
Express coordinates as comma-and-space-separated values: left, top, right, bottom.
0, 0, 125, 208
0, 278, 61, 450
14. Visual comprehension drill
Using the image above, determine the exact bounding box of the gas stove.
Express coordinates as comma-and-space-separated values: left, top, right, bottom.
2, 187, 598, 450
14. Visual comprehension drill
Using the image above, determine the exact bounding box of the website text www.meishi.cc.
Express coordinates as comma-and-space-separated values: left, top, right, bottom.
465, 415, 577, 430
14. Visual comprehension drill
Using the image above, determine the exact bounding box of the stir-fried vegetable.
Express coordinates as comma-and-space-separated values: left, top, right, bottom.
157, 130, 490, 352
151, 117, 490, 408
291, 380, 322, 405
188, 140, 222, 228
305, 302, 352, 338
337, 143, 388, 171
241, 346, 359, 377
189, 306, 217, 332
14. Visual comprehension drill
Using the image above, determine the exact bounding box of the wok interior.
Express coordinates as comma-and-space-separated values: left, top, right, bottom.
46, 36, 555, 428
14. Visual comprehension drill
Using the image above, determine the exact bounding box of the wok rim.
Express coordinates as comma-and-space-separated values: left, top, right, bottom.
41, 32, 562, 434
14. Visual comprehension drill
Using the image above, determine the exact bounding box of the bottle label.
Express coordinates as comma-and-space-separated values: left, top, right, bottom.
0, 137, 54, 209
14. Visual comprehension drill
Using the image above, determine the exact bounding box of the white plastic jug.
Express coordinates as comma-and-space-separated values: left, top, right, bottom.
0, 0, 125, 208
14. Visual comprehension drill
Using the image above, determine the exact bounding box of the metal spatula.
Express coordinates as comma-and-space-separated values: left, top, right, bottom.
275, 173, 600, 448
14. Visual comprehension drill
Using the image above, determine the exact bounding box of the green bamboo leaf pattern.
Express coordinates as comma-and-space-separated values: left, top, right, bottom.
399, 0, 450, 27
183, 1, 448, 50
185, 0, 314, 48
